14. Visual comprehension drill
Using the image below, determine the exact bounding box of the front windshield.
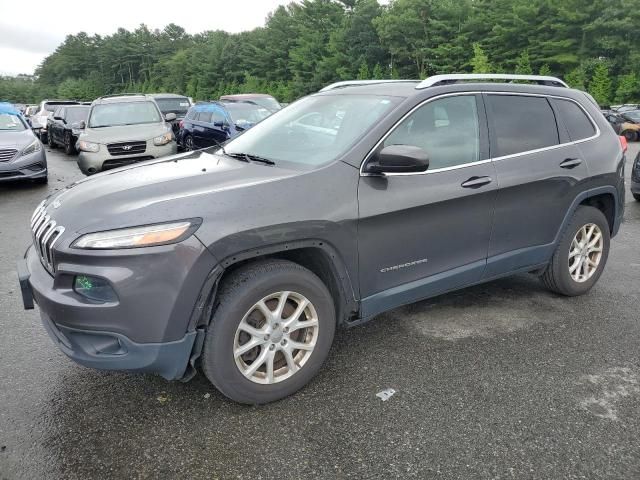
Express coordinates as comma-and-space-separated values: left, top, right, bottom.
252, 97, 281, 112
155, 97, 190, 115
224, 103, 272, 125
89, 101, 162, 128
0, 113, 27, 131
223, 94, 399, 168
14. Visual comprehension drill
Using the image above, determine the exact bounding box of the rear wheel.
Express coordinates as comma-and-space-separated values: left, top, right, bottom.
633, 193, 640, 202
201, 259, 336, 404
541, 205, 610, 296
64, 132, 75, 155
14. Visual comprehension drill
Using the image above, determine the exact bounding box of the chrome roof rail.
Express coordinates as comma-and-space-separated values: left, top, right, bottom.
320, 80, 418, 92
416, 74, 569, 89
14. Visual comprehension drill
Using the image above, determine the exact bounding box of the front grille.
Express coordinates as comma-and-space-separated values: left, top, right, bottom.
107, 141, 146, 156
30, 201, 65, 274
103, 156, 154, 170
0, 149, 17, 162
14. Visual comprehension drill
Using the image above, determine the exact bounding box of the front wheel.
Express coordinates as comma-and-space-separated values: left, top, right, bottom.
541, 205, 610, 296
64, 132, 75, 155
47, 131, 56, 148
201, 259, 336, 404
184, 135, 194, 151
633, 193, 640, 202
623, 130, 637, 142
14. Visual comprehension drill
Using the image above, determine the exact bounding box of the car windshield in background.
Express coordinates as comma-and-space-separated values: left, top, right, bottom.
66, 106, 90, 123
155, 98, 190, 115
224, 103, 271, 125
251, 97, 281, 112
89, 101, 162, 128
624, 111, 640, 122
0, 113, 26, 131
44, 102, 76, 112
223, 94, 399, 168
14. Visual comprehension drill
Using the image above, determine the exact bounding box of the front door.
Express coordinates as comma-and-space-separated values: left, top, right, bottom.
357, 94, 497, 318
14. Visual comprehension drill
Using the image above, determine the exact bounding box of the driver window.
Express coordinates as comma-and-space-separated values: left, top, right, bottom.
383, 95, 480, 170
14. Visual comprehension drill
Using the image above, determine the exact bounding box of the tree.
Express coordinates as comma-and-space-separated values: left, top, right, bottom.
372, 63, 384, 79
357, 61, 370, 79
538, 64, 552, 76
471, 43, 491, 73
615, 72, 640, 103
565, 67, 587, 90
515, 50, 533, 75
589, 62, 612, 106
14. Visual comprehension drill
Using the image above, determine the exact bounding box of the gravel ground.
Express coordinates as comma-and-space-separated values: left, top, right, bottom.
1, 145, 639, 479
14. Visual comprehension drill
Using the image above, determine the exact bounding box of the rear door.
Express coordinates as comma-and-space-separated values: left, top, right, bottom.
357, 93, 497, 317
193, 111, 212, 148
483, 93, 590, 277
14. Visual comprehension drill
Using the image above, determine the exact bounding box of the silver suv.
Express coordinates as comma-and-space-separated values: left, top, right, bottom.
76, 94, 177, 175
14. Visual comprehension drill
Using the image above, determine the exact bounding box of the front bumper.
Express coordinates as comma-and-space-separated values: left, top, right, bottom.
77, 141, 177, 175
19, 233, 218, 380
0, 148, 47, 182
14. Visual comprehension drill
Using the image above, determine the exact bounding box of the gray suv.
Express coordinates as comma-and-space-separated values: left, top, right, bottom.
18, 75, 626, 404
76, 94, 177, 175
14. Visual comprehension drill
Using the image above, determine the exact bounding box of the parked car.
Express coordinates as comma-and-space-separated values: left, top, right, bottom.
632, 151, 640, 201
46, 105, 90, 154
149, 93, 191, 136
0, 102, 47, 184
19, 74, 625, 404
602, 110, 640, 140
30, 100, 79, 143
219, 93, 281, 112
76, 94, 177, 175
614, 103, 640, 113
23, 105, 39, 122
178, 101, 271, 150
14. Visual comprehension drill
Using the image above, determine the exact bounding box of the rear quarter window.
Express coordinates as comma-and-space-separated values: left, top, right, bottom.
486, 95, 559, 157
553, 99, 596, 141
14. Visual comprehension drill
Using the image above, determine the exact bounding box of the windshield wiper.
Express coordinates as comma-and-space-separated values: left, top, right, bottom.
225, 152, 276, 166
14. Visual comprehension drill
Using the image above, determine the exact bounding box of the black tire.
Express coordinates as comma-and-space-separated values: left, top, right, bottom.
40, 131, 48, 144
64, 132, 75, 155
541, 205, 610, 296
184, 134, 194, 151
202, 259, 336, 404
623, 130, 637, 142
47, 131, 56, 148
633, 193, 640, 202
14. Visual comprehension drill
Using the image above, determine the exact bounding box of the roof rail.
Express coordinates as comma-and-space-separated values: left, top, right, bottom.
96, 93, 146, 100
320, 80, 417, 92
416, 74, 569, 89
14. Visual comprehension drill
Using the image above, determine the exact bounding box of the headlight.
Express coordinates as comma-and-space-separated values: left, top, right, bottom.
20, 139, 42, 157
71, 220, 199, 249
153, 131, 173, 146
78, 140, 100, 153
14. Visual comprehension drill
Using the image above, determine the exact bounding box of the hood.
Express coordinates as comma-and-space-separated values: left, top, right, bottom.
80, 123, 170, 144
44, 149, 300, 234
0, 129, 36, 149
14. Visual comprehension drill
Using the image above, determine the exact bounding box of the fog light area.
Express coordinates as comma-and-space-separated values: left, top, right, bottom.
73, 275, 118, 303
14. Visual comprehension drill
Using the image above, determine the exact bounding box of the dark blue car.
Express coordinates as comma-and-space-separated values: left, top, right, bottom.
178, 101, 272, 151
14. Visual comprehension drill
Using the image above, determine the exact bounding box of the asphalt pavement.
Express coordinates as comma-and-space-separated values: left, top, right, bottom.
1, 145, 639, 479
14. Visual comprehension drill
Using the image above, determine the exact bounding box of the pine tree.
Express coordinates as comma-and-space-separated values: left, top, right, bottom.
538, 64, 552, 77
565, 67, 587, 90
589, 63, 612, 107
515, 50, 533, 75
471, 43, 491, 73
372, 63, 384, 80
357, 61, 370, 80
614, 73, 640, 104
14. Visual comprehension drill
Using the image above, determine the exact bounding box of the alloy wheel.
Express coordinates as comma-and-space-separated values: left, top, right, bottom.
233, 291, 319, 384
568, 223, 603, 283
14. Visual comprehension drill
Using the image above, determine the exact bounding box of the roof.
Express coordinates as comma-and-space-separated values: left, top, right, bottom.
148, 93, 189, 99
0, 102, 20, 115
220, 93, 276, 99
94, 94, 151, 104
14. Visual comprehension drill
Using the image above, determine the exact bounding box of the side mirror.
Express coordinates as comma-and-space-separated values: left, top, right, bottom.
165, 113, 177, 121
71, 121, 86, 130
365, 145, 429, 174
53, 116, 62, 121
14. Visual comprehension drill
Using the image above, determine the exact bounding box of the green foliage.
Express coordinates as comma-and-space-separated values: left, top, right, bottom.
589, 63, 612, 106
1, 0, 639, 104
515, 50, 533, 75
471, 43, 491, 73
538, 64, 552, 76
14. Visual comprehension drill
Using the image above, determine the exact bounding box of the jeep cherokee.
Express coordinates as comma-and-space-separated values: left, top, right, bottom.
18, 74, 625, 404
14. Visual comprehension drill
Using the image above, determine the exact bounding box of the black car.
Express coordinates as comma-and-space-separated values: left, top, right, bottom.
46, 105, 90, 154
19, 74, 625, 404
150, 94, 191, 137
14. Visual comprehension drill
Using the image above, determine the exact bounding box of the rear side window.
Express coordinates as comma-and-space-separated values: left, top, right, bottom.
186, 108, 197, 120
197, 111, 212, 123
554, 99, 596, 141
487, 95, 559, 157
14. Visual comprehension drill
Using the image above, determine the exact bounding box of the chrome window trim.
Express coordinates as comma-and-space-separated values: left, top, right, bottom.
359, 91, 600, 177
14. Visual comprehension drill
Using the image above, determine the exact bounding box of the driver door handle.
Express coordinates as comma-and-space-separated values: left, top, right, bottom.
560, 158, 583, 169
461, 176, 493, 189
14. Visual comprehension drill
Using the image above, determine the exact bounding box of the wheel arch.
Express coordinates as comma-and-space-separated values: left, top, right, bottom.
556, 187, 620, 242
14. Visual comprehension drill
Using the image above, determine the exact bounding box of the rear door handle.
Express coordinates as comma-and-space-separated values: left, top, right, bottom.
461, 176, 493, 189
560, 158, 582, 169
